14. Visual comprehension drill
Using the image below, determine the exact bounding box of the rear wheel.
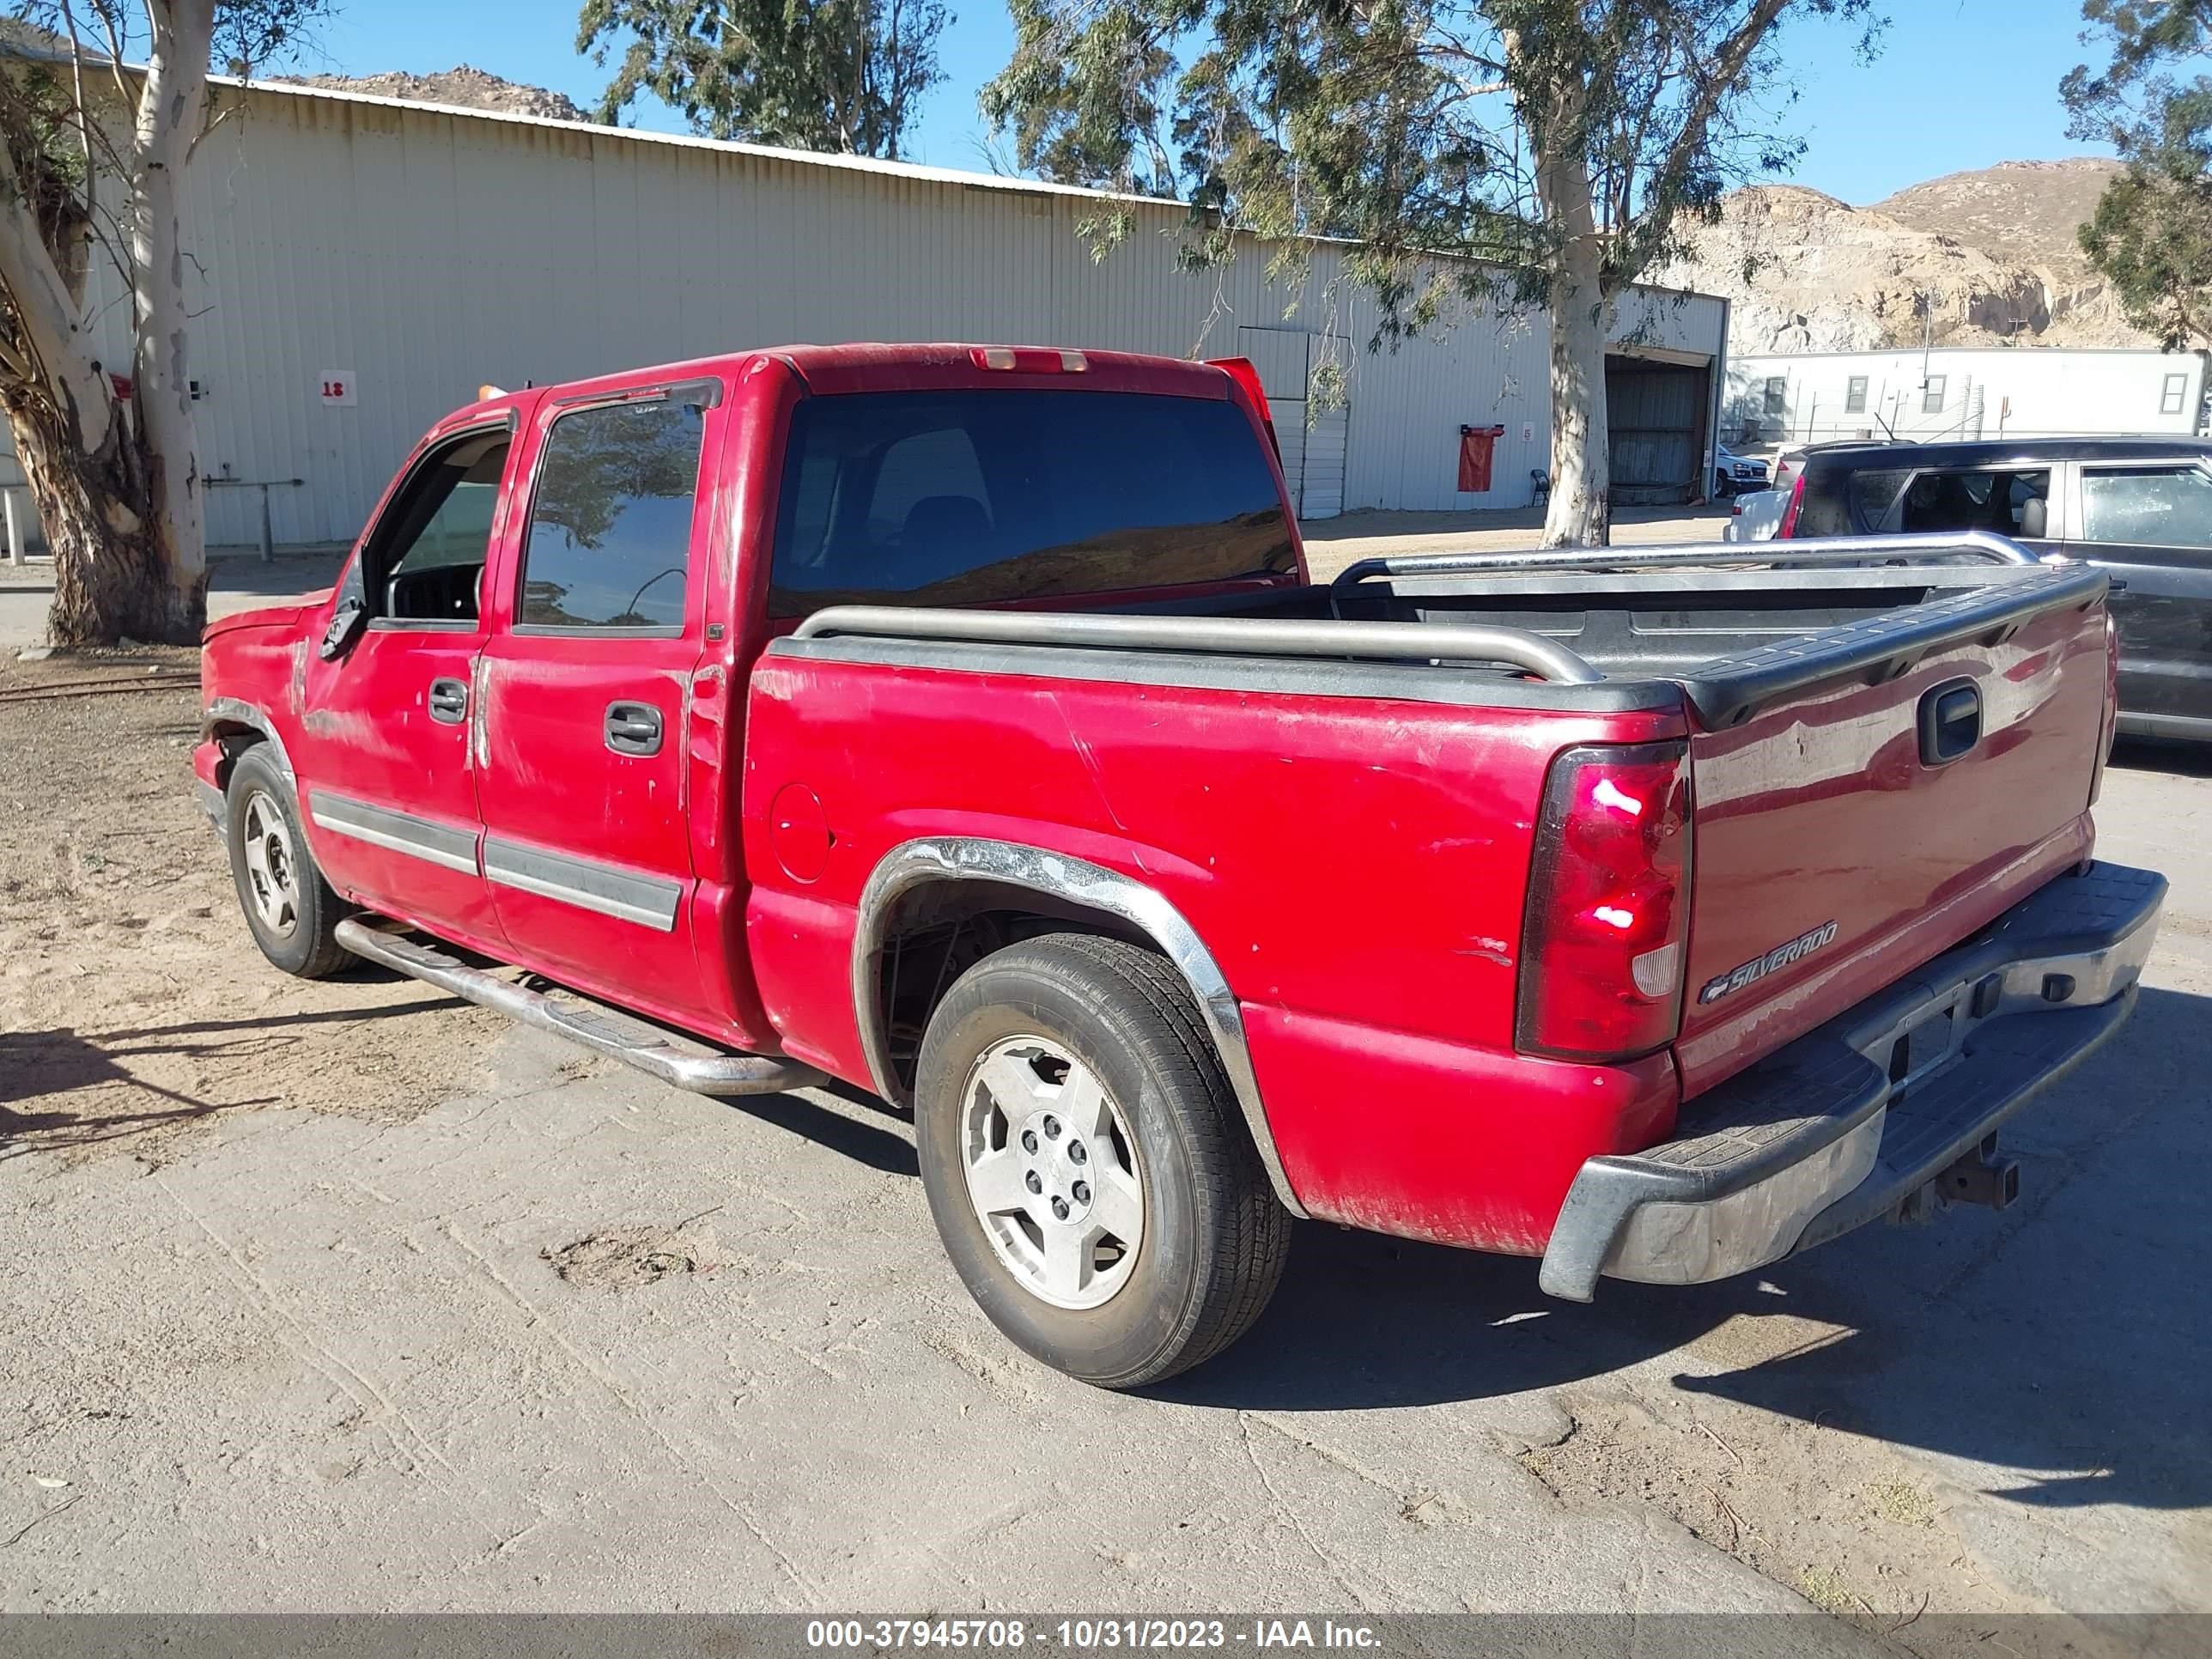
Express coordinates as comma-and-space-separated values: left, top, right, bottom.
224, 744, 351, 979
914, 933, 1291, 1388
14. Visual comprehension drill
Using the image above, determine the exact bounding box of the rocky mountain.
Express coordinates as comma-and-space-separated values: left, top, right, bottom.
1657, 159, 2152, 354
270, 66, 588, 125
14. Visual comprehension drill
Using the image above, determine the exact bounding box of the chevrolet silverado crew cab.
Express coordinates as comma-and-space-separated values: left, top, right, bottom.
197, 343, 2163, 1388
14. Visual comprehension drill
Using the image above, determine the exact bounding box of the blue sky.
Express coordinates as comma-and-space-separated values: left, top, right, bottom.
303, 0, 2111, 206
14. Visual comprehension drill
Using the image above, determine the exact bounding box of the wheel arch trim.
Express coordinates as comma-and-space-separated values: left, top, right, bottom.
201, 696, 297, 786
852, 836, 1307, 1217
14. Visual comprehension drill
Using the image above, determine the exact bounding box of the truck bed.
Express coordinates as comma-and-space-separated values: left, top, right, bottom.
767, 532, 2114, 1231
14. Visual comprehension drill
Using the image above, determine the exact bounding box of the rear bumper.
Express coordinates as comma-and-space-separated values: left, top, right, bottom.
1538, 861, 2165, 1301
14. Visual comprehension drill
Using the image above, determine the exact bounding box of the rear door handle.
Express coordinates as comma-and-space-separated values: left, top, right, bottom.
428, 678, 469, 725
605, 701, 664, 757
1918, 679, 1981, 767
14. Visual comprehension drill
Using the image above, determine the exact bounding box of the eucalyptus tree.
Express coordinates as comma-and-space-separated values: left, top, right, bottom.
2065, 0, 2212, 349
580, 0, 951, 158
0, 2, 318, 644
985, 0, 1877, 544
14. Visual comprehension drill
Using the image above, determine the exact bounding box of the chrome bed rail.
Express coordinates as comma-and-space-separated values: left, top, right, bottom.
791, 604, 1605, 685
1328, 529, 2042, 592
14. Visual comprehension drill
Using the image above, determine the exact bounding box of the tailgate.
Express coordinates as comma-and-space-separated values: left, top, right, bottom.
1673, 566, 2112, 1097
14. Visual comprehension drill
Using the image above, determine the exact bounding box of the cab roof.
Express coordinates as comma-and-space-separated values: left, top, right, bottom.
447, 343, 1233, 428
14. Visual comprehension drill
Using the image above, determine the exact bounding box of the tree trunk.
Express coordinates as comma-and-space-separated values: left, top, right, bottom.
126, 0, 215, 636
2, 388, 198, 645
1518, 48, 1613, 550
1542, 246, 1613, 548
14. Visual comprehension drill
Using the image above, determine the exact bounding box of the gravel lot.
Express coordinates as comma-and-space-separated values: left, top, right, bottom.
1, 518, 2207, 1643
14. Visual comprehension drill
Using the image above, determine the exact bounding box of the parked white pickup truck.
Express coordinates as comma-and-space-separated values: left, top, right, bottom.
1724, 487, 1788, 542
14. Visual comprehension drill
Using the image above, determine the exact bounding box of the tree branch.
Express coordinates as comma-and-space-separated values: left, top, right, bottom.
1645, 0, 1788, 217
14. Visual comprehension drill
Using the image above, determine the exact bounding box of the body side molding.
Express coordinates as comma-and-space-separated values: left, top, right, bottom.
310, 790, 481, 876
483, 835, 684, 932
852, 836, 1307, 1217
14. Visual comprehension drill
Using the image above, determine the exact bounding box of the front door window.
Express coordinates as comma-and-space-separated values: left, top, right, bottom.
2079, 465, 2212, 550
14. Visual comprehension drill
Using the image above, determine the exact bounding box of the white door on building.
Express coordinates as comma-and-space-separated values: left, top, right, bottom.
1235, 327, 1349, 520
1300, 402, 1349, 520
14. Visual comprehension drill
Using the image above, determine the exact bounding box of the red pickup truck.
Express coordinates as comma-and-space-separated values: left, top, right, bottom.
196, 343, 2163, 1387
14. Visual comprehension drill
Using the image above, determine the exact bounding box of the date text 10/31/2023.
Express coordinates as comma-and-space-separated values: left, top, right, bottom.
805, 1620, 1382, 1650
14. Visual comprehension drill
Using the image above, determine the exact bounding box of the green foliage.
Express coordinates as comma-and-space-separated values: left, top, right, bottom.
2064, 0, 2212, 346
981, 0, 1878, 335
579, 0, 951, 158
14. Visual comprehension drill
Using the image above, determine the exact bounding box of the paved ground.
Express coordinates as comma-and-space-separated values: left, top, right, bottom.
2, 512, 2207, 1640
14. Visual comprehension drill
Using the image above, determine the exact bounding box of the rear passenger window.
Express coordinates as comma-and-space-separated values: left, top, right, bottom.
1847, 468, 1911, 530
518, 397, 707, 630
1897, 469, 2050, 537
2080, 465, 2212, 549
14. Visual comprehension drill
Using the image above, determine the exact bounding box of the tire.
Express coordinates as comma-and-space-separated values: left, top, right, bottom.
914, 933, 1291, 1388
223, 744, 352, 979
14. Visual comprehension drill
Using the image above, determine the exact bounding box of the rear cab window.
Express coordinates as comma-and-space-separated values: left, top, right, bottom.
768, 389, 1294, 617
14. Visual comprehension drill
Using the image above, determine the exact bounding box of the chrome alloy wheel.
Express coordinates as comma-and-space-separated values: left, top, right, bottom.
240, 790, 300, 938
959, 1036, 1146, 1310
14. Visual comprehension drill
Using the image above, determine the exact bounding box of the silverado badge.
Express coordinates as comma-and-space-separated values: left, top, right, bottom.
1698, 921, 1840, 1006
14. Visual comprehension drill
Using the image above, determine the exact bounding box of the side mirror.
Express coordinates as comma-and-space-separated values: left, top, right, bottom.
319, 594, 367, 660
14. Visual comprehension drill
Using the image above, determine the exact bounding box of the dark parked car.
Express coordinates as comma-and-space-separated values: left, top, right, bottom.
1778, 437, 2212, 740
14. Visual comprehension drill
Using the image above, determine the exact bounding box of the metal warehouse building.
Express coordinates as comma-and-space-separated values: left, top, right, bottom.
5, 76, 1730, 552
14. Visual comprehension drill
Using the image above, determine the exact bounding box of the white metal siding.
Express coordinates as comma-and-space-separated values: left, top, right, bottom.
31, 84, 1726, 546
1728, 348, 2212, 447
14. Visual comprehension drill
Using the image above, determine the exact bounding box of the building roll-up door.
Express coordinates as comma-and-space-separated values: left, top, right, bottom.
1605, 351, 1711, 506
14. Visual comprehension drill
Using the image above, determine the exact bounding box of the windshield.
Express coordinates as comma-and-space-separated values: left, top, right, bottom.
769, 388, 1294, 617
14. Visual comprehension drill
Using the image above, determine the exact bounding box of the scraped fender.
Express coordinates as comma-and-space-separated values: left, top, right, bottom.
852, 836, 1307, 1217
200, 696, 298, 786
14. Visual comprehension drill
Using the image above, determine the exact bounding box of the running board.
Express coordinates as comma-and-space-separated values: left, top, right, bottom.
334, 917, 826, 1097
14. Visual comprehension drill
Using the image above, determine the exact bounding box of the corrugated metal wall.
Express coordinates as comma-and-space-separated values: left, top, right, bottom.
57, 86, 1727, 546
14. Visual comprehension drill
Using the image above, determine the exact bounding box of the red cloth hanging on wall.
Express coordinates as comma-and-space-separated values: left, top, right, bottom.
1458, 425, 1506, 493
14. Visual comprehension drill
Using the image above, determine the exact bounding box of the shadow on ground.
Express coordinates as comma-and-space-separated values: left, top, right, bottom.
0, 993, 460, 1158
2112, 735, 2212, 780
1160, 984, 2212, 1522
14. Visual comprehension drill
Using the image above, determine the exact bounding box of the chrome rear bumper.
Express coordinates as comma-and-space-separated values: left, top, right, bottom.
1538, 861, 2165, 1301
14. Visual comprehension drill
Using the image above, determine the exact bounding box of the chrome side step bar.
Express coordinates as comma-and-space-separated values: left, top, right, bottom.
334, 917, 825, 1097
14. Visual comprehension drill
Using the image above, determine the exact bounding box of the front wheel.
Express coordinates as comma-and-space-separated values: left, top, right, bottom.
914, 933, 1291, 1389
224, 744, 352, 979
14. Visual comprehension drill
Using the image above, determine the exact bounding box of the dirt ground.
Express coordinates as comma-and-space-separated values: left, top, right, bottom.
2, 562, 2208, 1633
0, 651, 500, 1172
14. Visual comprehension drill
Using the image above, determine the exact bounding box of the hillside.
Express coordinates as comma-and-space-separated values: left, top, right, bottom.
270, 66, 587, 124
1657, 160, 2151, 354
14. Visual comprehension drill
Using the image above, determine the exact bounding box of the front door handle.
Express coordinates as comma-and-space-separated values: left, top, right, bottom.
605, 701, 664, 757
428, 678, 469, 725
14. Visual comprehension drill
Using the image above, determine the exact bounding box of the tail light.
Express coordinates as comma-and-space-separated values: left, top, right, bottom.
1206, 356, 1282, 463
2091, 611, 2119, 805
1775, 471, 1807, 538
972, 346, 1087, 373
1516, 742, 1694, 1062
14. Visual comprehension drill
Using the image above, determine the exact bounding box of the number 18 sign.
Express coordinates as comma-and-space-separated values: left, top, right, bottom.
319, 370, 357, 407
